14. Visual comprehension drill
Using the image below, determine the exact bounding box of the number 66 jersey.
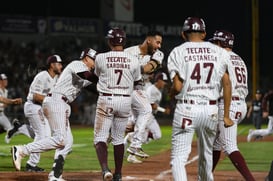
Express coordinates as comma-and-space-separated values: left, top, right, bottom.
167, 42, 230, 101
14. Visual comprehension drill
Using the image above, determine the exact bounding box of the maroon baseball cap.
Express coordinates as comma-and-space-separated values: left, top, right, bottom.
46, 55, 62, 65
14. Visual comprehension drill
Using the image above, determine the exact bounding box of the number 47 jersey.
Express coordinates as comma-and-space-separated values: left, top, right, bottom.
167, 41, 230, 100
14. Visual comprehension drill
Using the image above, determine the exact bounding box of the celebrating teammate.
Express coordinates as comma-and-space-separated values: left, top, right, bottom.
11, 48, 98, 181
167, 17, 233, 181
124, 30, 164, 159
125, 71, 170, 163
0, 73, 23, 137
247, 88, 273, 141
93, 27, 141, 181
21, 55, 62, 172
210, 30, 255, 181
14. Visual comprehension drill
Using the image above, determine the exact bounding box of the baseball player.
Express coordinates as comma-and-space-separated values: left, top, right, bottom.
0, 73, 23, 136
93, 27, 141, 181
247, 88, 273, 142
125, 71, 170, 164
167, 17, 233, 181
124, 30, 164, 159
21, 55, 62, 172
11, 48, 98, 181
210, 30, 255, 181
247, 89, 264, 130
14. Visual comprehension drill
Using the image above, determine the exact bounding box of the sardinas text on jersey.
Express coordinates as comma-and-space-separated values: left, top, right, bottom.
107, 56, 131, 69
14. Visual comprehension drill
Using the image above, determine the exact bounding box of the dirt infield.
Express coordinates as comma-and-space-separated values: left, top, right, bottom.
0, 136, 270, 181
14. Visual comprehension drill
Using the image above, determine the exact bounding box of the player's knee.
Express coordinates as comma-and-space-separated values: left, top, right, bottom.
52, 137, 66, 148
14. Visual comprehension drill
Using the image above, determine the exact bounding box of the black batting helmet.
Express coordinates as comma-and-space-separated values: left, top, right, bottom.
209, 30, 234, 48
105, 27, 126, 46
182, 17, 206, 32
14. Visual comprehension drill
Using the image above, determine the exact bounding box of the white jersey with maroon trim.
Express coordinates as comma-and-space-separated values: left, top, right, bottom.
225, 51, 248, 99
95, 51, 141, 95
168, 41, 230, 101
50, 60, 92, 103
27, 70, 59, 102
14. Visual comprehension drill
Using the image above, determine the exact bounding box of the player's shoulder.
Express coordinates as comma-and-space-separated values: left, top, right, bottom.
35, 70, 48, 78
124, 45, 139, 53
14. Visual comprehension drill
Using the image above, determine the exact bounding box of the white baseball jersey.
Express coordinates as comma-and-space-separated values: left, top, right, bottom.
146, 84, 162, 114
124, 45, 163, 149
27, 70, 59, 102
125, 45, 164, 88
214, 50, 249, 155
93, 50, 141, 145
0, 88, 8, 112
168, 42, 229, 101
0, 87, 12, 131
95, 51, 141, 95
24, 70, 57, 167
51, 60, 93, 103
168, 41, 230, 181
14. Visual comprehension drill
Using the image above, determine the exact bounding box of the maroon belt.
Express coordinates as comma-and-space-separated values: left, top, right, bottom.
101, 93, 130, 97
232, 96, 240, 101
47, 93, 69, 103
219, 96, 242, 101
181, 99, 217, 105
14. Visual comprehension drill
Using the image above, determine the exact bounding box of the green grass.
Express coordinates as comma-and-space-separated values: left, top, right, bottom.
0, 124, 272, 173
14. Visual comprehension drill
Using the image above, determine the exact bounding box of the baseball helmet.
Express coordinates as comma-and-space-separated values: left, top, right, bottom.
209, 30, 234, 48
80, 48, 97, 59
182, 17, 206, 32
105, 27, 126, 46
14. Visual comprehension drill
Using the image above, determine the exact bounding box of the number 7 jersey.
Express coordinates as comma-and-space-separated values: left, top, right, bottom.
95, 51, 141, 95
167, 41, 230, 100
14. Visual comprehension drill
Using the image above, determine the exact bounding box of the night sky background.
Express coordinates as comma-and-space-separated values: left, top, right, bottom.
0, 0, 272, 92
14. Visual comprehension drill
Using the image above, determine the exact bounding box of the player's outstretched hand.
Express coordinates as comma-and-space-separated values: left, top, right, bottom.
223, 117, 234, 128
12, 98, 23, 105
164, 107, 171, 115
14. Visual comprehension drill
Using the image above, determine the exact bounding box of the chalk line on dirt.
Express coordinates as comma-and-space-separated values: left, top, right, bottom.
155, 155, 199, 179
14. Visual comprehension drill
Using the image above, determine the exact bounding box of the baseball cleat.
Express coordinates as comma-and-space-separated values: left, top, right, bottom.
127, 154, 142, 163
247, 129, 253, 142
11, 145, 23, 171
102, 169, 113, 181
5, 133, 11, 144
25, 163, 45, 172
113, 173, 122, 181
127, 146, 149, 158
48, 171, 66, 181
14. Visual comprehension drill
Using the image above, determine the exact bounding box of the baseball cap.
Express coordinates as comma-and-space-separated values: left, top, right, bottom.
256, 89, 262, 94
80, 48, 97, 60
0, 73, 7, 80
46, 55, 62, 65
155, 72, 168, 82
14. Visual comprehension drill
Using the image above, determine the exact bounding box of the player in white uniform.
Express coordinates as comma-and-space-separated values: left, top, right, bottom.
93, 27, 141, 181
167, 17, 233, 181
0, 73, 23, 135
11, 48, 98, 181
210, 30, 255, 181
124, 30, 164, 159
22, 55, 62, 172
125, 71, 170, 163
